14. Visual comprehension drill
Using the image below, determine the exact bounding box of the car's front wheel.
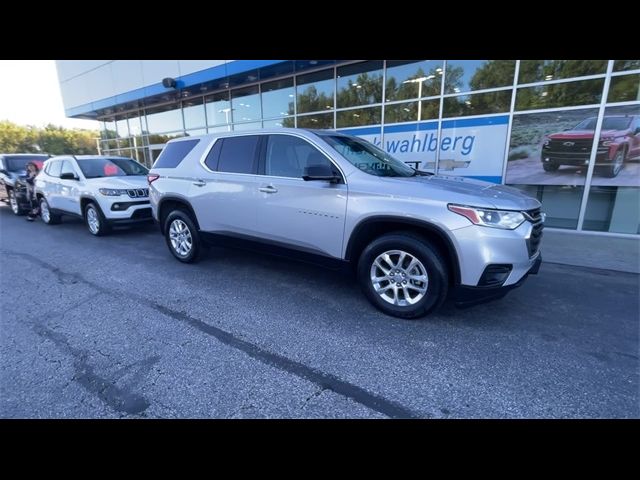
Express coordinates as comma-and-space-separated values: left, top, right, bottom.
164, 210, 202, 263
39, 197, 61, 225
357, 232, 449, 319
8, 189, 25, 215
542, 162, 559, 172
600, 150, 625, 178
84, 202, 110, 236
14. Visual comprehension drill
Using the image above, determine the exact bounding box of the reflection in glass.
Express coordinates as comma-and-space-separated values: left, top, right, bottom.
297, 112, 334, 129
231, 85, 261, 122
263, 118, 295, 128
607, 74, 640, 103
384, 99, 439, 124
145, 105, 184, 134
336, 107, 381, 127
262, 78, 295, 119
337, 61, 384, 108
443, 90, 511, 118
205, 91, 232, 126
444, 60, 515, 94
584, 186, 640, 233
127, 116, 142, 136
185, 128, 207, 136
183, 98, 206, 130
613, 60, 640, 72
232, 121, 262, 131
515, 78, 604, 111
385, 60, 443, 101
116, 118, 129, 138
518, 60, 607, 84
511, 185, 584, 229
297, 69, 334, 114
103, 120, 117, 141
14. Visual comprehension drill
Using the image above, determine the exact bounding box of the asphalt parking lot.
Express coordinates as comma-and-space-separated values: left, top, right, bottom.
0, 204, 638, 418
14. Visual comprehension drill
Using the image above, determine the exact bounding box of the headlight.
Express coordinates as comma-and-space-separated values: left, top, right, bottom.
99, 188, 126, 196
543, 139, 550, 146
600, 139, 613, 146
448, 204, 526, 230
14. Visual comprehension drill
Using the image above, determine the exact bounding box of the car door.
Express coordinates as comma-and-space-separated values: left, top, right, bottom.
58, 160, 82, 215
189, 135, 261, 236
254, 133, 348, 259
42, 160, 63, 209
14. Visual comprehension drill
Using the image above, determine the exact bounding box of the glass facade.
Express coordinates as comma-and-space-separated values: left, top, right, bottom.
97, 60, 640, 235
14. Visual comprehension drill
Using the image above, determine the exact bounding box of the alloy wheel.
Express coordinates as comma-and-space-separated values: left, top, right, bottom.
370, 249, 429, 306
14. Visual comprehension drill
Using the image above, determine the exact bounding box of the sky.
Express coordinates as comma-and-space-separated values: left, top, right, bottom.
0, 60, 99, 130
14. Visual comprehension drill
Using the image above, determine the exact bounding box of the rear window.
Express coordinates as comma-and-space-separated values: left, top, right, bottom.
5, 156, 48, 172
153, 140, 200, 168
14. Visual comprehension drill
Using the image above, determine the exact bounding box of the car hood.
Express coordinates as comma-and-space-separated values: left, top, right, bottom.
376, 174, 541, 210
548, 130, 595, 140
86, 176, 148, 189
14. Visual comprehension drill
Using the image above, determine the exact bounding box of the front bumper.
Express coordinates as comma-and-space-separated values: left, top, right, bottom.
454, 254, 541, 307
98, 197, 152, 226
541, 148, 610, 167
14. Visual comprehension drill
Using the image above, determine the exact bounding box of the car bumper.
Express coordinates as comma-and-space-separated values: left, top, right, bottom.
100, 199, 153, 225
541, 149, 610, 166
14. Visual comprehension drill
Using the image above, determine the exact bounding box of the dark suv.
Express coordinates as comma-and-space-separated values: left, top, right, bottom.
0, 154, 50, 215
541, 115, 640, 178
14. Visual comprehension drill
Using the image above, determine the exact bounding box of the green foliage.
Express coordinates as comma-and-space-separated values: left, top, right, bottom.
0, 120, 99, 155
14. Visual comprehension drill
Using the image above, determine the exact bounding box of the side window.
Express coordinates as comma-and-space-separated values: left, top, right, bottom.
203, 138, 223, 171
60, 161, 76, 177
217, 135, 260, 174
265, 135, 334, 179
47, 161, 62, 178
154, 139, 199, 168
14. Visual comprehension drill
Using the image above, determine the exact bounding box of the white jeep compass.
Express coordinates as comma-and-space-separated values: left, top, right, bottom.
35, 155, 151, 236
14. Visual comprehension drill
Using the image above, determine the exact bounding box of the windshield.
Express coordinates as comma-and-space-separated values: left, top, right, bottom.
5, 156, 48, 172
77, 158, 149, 179
573, 117, 632, 131
323, 135, 417, 177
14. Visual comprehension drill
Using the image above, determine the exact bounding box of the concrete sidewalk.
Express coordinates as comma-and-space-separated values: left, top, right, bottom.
541, 229, 640, 274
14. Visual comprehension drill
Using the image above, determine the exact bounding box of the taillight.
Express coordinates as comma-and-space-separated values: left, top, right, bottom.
147, 174, 160, 184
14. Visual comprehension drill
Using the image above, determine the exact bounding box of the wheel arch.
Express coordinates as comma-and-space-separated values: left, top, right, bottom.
157, 196, 200, 235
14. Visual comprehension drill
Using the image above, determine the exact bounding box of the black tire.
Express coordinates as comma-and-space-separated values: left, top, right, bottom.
542, 162, 559, 172
164, 209, 202, 263
39, 197, 61, 225
8, 189, 25, 215
599, 150, 625, 178
84, 202, 110, 236
357, 232, 449, 319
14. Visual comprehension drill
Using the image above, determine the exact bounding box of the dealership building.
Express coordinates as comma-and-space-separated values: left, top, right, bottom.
56, 60, 640, 236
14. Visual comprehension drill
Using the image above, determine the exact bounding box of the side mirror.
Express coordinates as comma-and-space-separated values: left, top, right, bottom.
60, 172, 78, 180
302, 164, 340, 183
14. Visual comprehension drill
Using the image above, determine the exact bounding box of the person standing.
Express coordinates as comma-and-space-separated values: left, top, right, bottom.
25, 161, 40, 221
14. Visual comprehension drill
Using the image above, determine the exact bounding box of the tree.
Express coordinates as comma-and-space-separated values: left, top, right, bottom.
0, 120, 99, 154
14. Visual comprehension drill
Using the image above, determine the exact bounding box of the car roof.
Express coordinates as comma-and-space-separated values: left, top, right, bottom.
0, 153, 50, 158
165, 128, 345, 144
46, 155, 133, 161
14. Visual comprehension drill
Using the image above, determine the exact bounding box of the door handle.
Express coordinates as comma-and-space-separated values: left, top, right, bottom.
193, 179, 206, 187
259, 186, 278, 194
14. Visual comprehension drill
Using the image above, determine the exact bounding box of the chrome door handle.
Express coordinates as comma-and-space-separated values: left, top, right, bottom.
193, 179, 206, 187
259, 186, 278, 194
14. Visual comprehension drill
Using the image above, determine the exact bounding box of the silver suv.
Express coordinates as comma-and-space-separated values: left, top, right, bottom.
148, 129, 543, 319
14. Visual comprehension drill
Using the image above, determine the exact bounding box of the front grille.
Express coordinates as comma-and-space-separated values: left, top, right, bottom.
524, 208, 544, 257
127, 188, 149, 198
131, 208, 152, 219
544, 139, 593, 155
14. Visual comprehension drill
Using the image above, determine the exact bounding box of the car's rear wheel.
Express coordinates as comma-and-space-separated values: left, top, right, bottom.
357, 232, 448, 319
164, 210, 202, 263
542, 162, 559, 172
8, 189, 25, 215
84, 202, 110, 236
39, 197, 60, 225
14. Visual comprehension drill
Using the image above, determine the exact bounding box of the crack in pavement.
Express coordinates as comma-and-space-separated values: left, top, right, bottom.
2, 248, 423, 419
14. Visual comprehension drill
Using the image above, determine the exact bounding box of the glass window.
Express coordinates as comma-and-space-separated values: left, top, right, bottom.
145, 105, 184, 134
103, 120, 117, 140
515, 78, 605, 111
443, 90, 511, 118
76, 157, 148, 178
337, 61, 384, 108
385, 101, 418, 124
385, 60, 443, 101
511, 185, 584, 229
46, 160, 62, 178
232, 121, 262, 131
203, 139, 223, 171
297, 112, 334, 129
613, 60, 640, 72
153, 139, 199, 168
518, 60, 607, 84
60, 160, 76, 177
208, 125, 233, 133
263, 118, 294, 128
116, 118, 129, 138
607, 74, 640, 103
183, 98, 206, 130
261, 78, 295, 119
336, 106, 381, 127
205, 91, 232, 127
297, 69, 335, 114
231, 85, 261, 122
265, 135, 332, 178
217, 135, 260, 174
127, 115, 142, 136
186, 128, 207, 136
583, 187, 640, 233
444, 60, 515, 94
